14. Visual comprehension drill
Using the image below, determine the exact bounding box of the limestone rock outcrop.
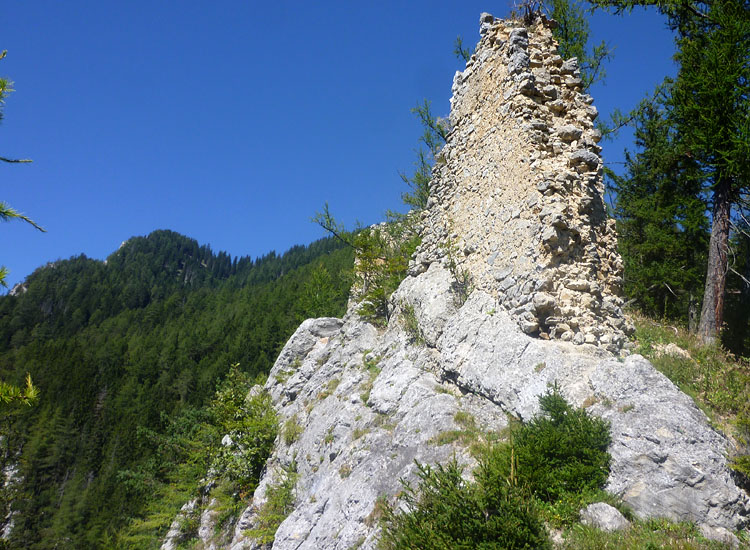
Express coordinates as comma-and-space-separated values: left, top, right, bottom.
163, 13, 749, 550
580, 502, 631, 532
219, 275, 747, 549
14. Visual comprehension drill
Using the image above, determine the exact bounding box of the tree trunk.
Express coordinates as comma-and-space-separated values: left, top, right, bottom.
698, 181, 731, 343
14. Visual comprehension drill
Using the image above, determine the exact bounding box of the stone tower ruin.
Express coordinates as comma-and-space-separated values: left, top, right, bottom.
412, 13, 633, 352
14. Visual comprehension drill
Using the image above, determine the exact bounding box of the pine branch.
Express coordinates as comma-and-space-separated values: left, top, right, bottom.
453, 36, 472, 63
0, 202, 46, 232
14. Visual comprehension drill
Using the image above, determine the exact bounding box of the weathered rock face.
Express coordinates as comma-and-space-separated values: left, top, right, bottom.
164, 13, 749, 550
222, 275, 748, 549
413, 14, 631, 352
1, 460, 19, 541
220, 297, 507, 550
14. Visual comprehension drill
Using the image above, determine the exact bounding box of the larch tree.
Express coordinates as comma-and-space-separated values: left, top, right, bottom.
592, 0, 750, 343
1, 49, 43, 288
0, 49, 39, 407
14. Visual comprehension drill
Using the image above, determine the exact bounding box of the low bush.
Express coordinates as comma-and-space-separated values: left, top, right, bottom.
400, 302, 425, 345
246, 460, 299, 545
210, 371, 278, 497
482, 387, 611, 503
378, 460, 550, 550
380, 390, 611, 548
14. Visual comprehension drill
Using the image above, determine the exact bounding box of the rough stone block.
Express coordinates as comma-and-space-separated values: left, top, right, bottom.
580, 503, 631, 532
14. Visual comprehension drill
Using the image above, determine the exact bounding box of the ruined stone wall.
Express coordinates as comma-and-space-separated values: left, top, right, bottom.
412, 13, 633, 352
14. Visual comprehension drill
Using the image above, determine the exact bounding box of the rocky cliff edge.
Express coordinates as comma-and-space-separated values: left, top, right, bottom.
214, 263, 748, 549
164, 13, 750, 550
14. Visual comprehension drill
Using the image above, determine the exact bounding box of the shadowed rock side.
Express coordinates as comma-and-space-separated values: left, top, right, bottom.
162, 14, 749, 550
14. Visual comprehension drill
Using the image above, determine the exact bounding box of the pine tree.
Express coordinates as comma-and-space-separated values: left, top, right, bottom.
0, 50, 40, 411
0, 50, 43, 288
672, 0, 750, 342
399, 100, 448, 210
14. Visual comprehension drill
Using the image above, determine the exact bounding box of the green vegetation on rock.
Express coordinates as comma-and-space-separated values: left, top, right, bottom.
379, 459, 551, 550
245, 460, 299, 545
499, 387, 611, 503
116, 366, 278, 548
630, 312, 750, 487
379, 390, 610, 549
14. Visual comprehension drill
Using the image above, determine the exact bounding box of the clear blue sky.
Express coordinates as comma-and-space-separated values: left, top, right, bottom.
1, 1, 677, 289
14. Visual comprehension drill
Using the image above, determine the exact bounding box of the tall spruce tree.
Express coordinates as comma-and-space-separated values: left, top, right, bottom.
592, 0, 750, 342
611, 86, 708, 322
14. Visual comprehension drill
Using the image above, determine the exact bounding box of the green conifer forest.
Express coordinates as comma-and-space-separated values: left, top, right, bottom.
0, 230, 352, 548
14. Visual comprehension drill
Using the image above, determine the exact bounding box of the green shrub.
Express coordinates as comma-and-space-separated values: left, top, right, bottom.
211, 378, 278, 497
379, 460, 550, 550
482, 387, 611, 503
283, 415, 303, 445
353, 220, 421, 324
378, 391, 615, 548
400, 302, 425, 345
210, 478, 249, 535
313, 205, 421, 325
246, 461, 299, 545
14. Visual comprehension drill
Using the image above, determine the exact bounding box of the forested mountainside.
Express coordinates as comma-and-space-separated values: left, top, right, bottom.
0, 229, 353, 549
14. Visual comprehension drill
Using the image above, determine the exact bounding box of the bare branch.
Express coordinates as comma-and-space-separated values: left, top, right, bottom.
730, 267, 750, 288
0, 156, 32, 164
664, 282, 679, 298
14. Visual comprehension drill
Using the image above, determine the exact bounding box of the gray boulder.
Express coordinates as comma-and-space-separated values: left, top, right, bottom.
580, 502, 630, 532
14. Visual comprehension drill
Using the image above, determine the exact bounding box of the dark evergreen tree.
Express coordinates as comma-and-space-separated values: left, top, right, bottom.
592, 0, 750, 343
611, 87, 708, 322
